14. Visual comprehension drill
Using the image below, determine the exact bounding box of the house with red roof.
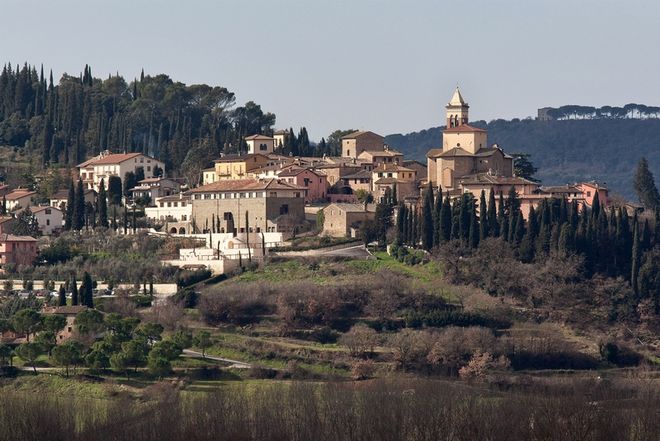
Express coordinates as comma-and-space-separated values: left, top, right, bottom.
0, 234, 38, 268
77, 150, 165, 192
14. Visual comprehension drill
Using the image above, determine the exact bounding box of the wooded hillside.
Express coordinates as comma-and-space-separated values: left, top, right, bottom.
386, 119, 660, 198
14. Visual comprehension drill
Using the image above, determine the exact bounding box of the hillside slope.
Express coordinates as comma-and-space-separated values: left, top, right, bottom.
386, 119, 660, 198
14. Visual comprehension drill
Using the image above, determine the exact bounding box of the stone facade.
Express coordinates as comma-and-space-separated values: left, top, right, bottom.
341, 131, 385, 158
322, 203, 376, 237
190, 179, 305, 235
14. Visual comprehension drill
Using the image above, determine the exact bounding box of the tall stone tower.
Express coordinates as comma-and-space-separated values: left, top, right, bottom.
446, 87, 469, 128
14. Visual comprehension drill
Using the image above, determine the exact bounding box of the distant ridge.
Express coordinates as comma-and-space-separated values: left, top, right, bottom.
386, 118, 660, 199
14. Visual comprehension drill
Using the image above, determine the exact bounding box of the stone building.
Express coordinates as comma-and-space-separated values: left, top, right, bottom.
189, 178, 306, 235
321, 203, 376, 237
341, 131, 385, 159
427, 88, 514, 192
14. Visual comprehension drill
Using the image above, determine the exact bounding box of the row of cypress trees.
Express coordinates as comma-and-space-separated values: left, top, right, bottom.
64, 178, 109, 230
395, 183, 660, 292
56, 272, 94, 308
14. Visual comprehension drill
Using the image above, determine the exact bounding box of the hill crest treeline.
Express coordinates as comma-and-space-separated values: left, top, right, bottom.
0, 62, 276, 174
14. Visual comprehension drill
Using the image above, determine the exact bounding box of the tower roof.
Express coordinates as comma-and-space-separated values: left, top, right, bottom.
447, 87, 467, 107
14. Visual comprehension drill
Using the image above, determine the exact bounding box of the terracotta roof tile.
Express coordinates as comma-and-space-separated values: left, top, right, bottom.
189, 178, 304, 193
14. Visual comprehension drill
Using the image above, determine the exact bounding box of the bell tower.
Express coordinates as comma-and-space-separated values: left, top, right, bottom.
445, 87, 469, 128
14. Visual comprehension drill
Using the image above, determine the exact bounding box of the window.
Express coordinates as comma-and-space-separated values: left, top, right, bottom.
280, 204, 289, 215
294, 192, 301, 198
45, 208, 51, 214
46, 219, 50, 226
269, 192, 277, 198
587, 191, 592, 197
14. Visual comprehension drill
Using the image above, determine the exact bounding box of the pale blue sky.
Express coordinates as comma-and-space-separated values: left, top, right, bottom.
1, 0, 658, 140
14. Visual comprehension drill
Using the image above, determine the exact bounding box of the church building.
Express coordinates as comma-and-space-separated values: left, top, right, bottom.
426, 88, 515, 192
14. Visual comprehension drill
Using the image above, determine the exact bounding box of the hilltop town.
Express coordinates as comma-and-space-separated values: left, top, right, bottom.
1, 85, 659, 440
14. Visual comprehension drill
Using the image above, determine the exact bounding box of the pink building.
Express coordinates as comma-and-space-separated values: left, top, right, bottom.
278, 168, 328, 203
0, 234, 38, 268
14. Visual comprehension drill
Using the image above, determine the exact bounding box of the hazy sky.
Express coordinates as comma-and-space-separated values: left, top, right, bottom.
1, 0, 658, 140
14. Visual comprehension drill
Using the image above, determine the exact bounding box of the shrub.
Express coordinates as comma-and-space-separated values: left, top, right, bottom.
177, 269, 212, 288
599, 341, 642, 367
351, 359, 376, 380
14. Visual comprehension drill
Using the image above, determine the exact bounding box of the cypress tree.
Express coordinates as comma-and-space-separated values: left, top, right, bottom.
439, 193, 452, 243
631, 222, 641, 295
633, 157, 660, 210
487, 190, 498, 237
591, 192, 600, 220
98, 178, 108, 228
396, 204, 406, 245
655, 208, 660, 246
513, 211, 525, 246
71, 276, 79, 306
73, 178, 85, 230
421, 183, 434, 250
558, 223, 576, 257
433, 186, 442, 246
458, 195, 470, 241
58, 285, 66, 306
519, 206, 537, 263
479, 190, 488, 240
498, 193, 507, 239
641, 219, 651, 251
84, 272, 94, 308
65, 180, 75, 230
468, 201, 479, 248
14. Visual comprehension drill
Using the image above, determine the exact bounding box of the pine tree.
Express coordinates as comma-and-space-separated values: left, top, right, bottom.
633, 157, 660, 210
73, 179, 85, 230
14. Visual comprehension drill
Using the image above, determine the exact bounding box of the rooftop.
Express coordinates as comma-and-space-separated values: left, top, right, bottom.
5, 189, 36, 200
443, 124, 486, 133
213, 153, 269, 163
0, 233, 37, 242
189, 178, 305, 193
341, 130, 384, 140
325, 203, 376, 213
459, 173, 540, 187
78, 152, 149, 167
245, 134, 274, 141
447, 86, 468, 107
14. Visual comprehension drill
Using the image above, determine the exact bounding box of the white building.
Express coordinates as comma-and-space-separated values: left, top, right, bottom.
144, 193, 192, 223
30, 206, 64, 235
77, 151, 165, 192
245, 135, 275, 155
5, 190, 36, 212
